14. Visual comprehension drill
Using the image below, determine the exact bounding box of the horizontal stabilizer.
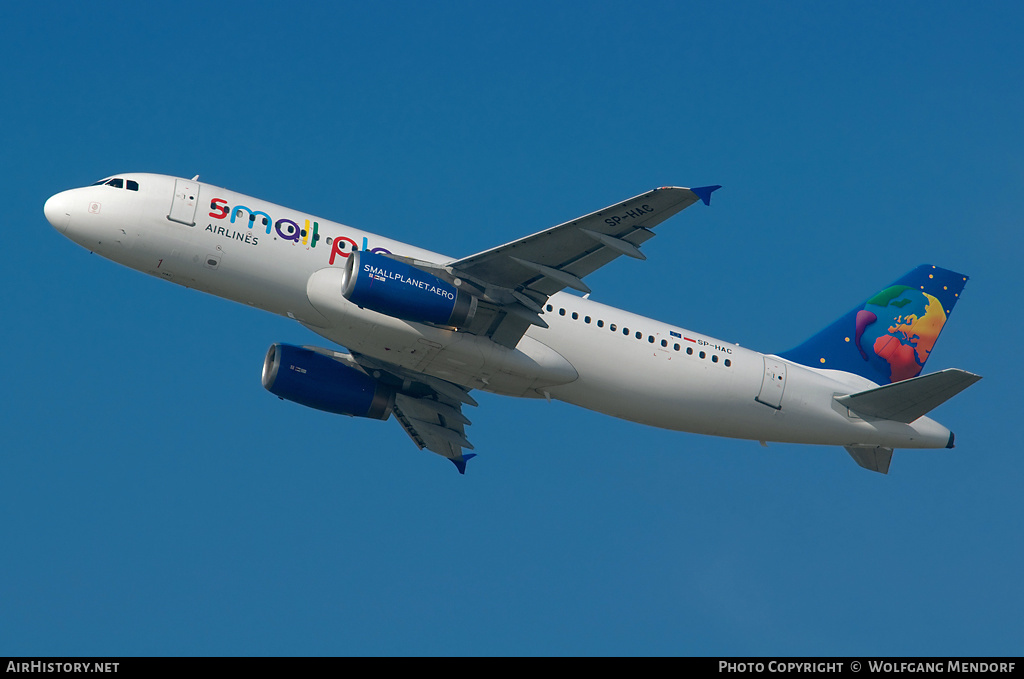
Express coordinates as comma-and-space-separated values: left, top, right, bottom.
845, 446, 893, 474
836, 368, 982, 423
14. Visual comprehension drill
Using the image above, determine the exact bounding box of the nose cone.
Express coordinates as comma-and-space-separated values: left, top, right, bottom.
44, 191, 72, 233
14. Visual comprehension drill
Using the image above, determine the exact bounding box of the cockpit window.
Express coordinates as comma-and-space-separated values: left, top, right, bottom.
91, 176, 140, 190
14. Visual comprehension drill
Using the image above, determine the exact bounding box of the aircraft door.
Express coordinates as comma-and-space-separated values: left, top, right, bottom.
756, 357, 787, 409
168, 178, 200, 226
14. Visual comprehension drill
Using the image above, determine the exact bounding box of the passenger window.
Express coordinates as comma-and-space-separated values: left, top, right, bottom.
572, 312, 578, 320
610, 324, 617, 332
635, 331, 642, 339
686, 347, 693, 355
712, 355, 719, 363
546, 304, 553, 312
661, 339, 667, 347
623, 327, 629, 335
559, 308, 566, 316
584, 316, 591, 324
725, 359, 732, 367
699, 351, 706, 359
597, 320, 604, 327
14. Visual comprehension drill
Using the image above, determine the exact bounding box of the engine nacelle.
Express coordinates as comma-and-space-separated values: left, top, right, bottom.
341, 250, 477, 328
261, 343, 394, 420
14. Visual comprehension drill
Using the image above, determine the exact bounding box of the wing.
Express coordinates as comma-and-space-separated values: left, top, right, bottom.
350, 352, 479, 474
315, 185, 719, 472
443, 185, 720, 347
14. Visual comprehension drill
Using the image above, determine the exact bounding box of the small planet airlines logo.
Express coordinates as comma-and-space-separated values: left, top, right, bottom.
853, 285, 947, 382
207, 198, 391, 263
329, 236, 392, 265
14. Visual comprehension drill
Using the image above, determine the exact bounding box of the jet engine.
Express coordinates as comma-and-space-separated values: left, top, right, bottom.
341, 250, 477, 328
261, 343, 394, 419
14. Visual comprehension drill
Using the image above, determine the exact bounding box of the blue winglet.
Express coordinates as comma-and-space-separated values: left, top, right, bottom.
450, 453, 477, 475
690, 185, 722, 206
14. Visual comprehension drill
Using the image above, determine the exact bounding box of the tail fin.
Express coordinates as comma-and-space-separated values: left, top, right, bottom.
778, 265, 968, 384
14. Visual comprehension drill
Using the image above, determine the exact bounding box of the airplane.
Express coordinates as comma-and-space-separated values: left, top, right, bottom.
43, 173, 981, 474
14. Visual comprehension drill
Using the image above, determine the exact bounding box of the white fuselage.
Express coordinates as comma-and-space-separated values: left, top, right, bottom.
44, 173, 953, 451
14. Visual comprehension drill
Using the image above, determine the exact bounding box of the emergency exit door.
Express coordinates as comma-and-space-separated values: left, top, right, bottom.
756, 357, 787, 409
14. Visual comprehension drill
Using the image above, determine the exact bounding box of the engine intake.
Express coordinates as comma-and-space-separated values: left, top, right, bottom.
262, 343, 394, 420
341, 250, 477, 328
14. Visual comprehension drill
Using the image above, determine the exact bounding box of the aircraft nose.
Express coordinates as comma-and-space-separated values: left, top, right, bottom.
44, 191, 72, 233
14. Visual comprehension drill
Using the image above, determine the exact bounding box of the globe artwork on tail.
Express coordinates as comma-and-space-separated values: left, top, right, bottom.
854, 286, 946, 382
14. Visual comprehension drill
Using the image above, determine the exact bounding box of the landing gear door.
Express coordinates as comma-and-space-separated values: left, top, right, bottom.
168, 178, 200, 226
756, 357, 787, 409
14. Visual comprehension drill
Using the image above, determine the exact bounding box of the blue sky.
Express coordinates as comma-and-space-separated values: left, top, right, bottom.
2, 1, 1022, 656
